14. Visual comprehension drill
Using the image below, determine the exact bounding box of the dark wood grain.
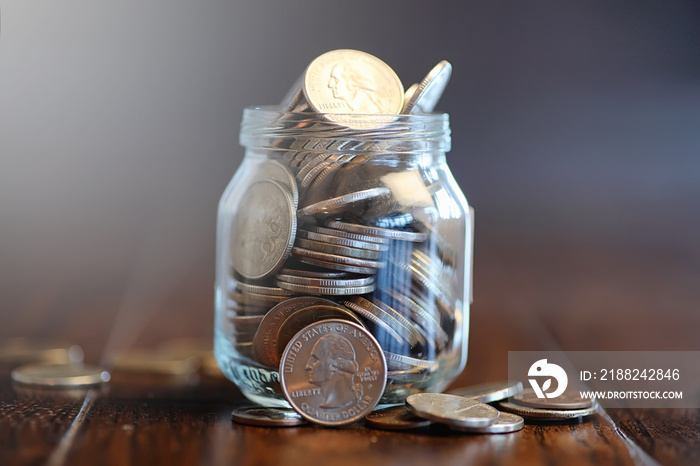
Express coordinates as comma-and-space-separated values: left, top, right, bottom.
1, 231, 698, 465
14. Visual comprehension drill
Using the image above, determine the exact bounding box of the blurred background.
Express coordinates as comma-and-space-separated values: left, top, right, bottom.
1, 1, 699, 363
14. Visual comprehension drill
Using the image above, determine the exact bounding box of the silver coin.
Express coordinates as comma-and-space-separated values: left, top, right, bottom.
497, 400, 598, 420
326, 220, 427, 243
512, 388, 593, 410
276, 273, 374, 288
365, 405, 431, 430
383, 352, 437, 371
298, 187, 391, 217
257, 160, 299, 208
450, 411, 524, 434
280, 319, 387, 426
299, 228, 388, 252
298, 257, 378, 275
401, 60, 452, 114
236, 282, 294, 297
231, 290, 291, 305
341, 299, 405, 346
346, 297, 422, 348
448, 381, 524, 403
405, 393, 500, 428
232, 406, 307, 427
292, 247, 385, 269
403, 83, 419, 109
295, 238, 382, 260
230, 180, 296, 280
12, 363, 111, 387
307, 226, 390, 246
386, 290, 448, 350
252, 296, 343, 368
278, 268, 349, 279
276, 281, 375, 296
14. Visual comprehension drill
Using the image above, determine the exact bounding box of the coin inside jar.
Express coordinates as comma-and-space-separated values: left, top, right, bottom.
280, 319, 387, 427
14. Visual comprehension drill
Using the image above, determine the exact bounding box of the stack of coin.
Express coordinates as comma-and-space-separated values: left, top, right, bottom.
497, 388, 598, 421
224, 49, 461, 404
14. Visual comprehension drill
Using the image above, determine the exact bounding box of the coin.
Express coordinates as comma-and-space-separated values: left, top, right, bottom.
236, 282, 294, 297
303, 49, 404, 121
512, 388, 594, 410
275, 305, 365, 361
401, 60, 452, 114
252, 296, 342, 368
111, 349, 200, 375
299, 228, 388, 252
230, 180, 297, 280
383, 352, 437, 371
341, 299, 405, 346
326, 220, 427, 243
450, 411, 524, 434
276, 281, 375, 296
280, 319, 387, 426
232, 406, 307, 427
365, 405, 431, 430
298, 187, 391, 217
448, 380, 524, 403
307, 226, 390, 246
292, 247, 385, 269
276, 273, 374, 288
257, 160, 299, 208
298, 256, 377, 275
497, 400, 598, 420
405, 393, 500, 428
0, 339, 84, 366
294, 238, 382, 260
278, 267, 349, 279
12, 363, 111, 387
345, 297, 422, 348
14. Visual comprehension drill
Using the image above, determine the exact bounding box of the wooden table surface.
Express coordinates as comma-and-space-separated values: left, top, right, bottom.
1, 227, 698, 466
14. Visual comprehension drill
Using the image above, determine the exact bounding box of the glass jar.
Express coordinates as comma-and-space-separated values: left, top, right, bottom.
214, 107, 472, 406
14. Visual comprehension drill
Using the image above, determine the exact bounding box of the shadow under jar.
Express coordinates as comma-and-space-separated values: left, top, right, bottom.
215, 107, 472, 407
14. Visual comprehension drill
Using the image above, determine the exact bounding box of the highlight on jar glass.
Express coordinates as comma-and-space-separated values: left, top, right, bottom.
215, 49, 473, 410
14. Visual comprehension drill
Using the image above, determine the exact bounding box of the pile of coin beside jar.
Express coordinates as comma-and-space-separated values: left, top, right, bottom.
223, 49, 464, 409
232, 379, 599, 431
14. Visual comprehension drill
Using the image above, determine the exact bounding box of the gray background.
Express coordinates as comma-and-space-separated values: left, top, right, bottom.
1, 1, 698, 346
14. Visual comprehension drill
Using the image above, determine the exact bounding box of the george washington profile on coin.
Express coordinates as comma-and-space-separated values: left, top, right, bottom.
327, 62, 389, 114
305, 333, 363, 408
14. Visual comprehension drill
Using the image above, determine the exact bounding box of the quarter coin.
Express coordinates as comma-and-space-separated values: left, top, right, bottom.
294, 238, 382, 260
280, 319, 387, 426
512, 388, 594, 410
448, 380, 523, 403
276, 281, 375, 296
365, 405, 431, 430
230, 180, 296, 280
12, 363, 111, 387
298, 187, 391, 217
401, 60, 452, 114
405, 393, 500, 428
303, 49, 404, 122
326, 220, 427, 243
232, 406, 307, 427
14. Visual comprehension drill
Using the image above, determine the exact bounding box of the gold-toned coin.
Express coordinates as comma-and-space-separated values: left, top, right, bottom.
303, 49, 404, 128
12, 363, 110, 387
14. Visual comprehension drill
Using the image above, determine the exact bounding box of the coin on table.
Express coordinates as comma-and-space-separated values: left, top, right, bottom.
303, 49, 404, 122
232, 406, 308, 427
512, 388, 594, 410
450, 411, 524, 434
252, 296, 347, 368
365, 405, 431, 430
497, 399, 598, 421
110, 349, 200, 375
298, 187, 391, 217
0, 339, 84, 366
280, 319, 387, 426
12, 363, 110, 387
448, 380, 524, 403
401, 60, 452, 114
230, 180, 296, 280
405, 393, 500, 428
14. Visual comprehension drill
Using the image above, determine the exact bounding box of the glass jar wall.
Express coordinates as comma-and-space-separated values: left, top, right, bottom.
215, 107, 472, 406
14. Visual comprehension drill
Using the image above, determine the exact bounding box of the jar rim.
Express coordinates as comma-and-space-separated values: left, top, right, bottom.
239, 106, 451, 154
